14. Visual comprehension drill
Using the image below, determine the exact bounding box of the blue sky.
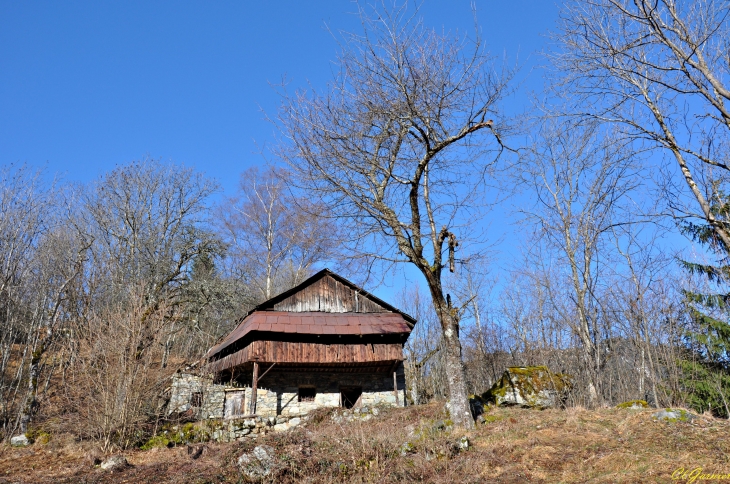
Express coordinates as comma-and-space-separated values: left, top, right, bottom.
0, 1, 558, 195
0, 1, 560, 302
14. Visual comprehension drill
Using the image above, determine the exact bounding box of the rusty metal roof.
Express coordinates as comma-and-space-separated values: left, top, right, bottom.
205, 311, 412, 359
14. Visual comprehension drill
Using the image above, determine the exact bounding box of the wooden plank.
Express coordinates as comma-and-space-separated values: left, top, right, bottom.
224, 390, 246, 420
393, 370, 399, 405
250, 362, 259, 414
208, 341, 405, 372
272, 274, 390, 313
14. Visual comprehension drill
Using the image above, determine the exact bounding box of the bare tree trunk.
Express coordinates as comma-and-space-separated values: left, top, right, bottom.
441, 316, 471, 424
423, 272, 473, 427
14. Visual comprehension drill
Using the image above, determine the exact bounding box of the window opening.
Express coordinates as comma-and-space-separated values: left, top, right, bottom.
299, 387, 316, 403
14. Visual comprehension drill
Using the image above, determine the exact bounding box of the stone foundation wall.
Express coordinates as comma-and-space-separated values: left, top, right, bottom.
168, 364, 406, 421
251, 365, 406, 418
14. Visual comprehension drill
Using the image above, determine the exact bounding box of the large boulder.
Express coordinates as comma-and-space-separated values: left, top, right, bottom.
482, 366, 571, 409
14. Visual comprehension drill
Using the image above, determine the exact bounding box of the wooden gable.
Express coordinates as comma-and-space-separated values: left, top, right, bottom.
253, 269, 415, 324
270, 273, 388, 314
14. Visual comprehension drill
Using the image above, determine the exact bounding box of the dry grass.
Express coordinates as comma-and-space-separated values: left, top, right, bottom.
1, 402, 729, 483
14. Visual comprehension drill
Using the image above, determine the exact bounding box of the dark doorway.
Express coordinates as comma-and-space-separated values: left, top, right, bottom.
340, 386, 362, 409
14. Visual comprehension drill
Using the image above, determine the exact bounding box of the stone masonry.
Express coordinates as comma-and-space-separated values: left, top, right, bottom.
168, 372, 228, 419
168, 364, 406, 421
251, 367, 406, 418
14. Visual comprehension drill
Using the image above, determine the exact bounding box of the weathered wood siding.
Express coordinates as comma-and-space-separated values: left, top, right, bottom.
224, 390, 245, 419
207, 340, 403, 373
272, 274, 389, 313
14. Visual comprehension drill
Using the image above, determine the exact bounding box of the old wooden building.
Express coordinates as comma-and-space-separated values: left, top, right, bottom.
169, 269, 414, 421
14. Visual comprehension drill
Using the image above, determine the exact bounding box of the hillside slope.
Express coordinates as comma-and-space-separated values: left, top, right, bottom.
0, 402, 727, 483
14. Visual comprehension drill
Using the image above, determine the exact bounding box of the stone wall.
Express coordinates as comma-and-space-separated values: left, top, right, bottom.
169, 364, 406, 421
252, 365, 406, 418
168, 372, 231, 419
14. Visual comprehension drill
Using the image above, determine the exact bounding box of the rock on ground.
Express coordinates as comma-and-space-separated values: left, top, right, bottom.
10, 435, 30, 447
458, 436, 470, 450
652, 409, 697, 422
617, 400, 649, 409
100, 455, 129, 471
237, 445, 277, 479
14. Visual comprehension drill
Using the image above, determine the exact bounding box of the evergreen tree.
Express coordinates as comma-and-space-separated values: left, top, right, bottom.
680, 190, 730, 417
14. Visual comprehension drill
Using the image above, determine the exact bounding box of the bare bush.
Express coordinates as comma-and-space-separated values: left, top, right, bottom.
65, 286, 175, 451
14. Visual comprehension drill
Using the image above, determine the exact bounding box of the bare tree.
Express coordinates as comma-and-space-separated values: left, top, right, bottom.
275, 4, 513, 427
518, 121, 642, 405
216, 166, 334, 302
399, 287, 447, 405
553, 0, 730, 251
0, 165, 49, 437
606, 223, 682, 407
79, 159, 221, 366
0, 166, 92, 439
449, 263, 506, 393
498, 267, 572, 372
67, 284, 175, 451
81, 159, 219, 296
15, 225, 89, 435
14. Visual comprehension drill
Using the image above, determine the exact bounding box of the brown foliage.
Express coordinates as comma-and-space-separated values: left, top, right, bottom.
60, 286, 176, 452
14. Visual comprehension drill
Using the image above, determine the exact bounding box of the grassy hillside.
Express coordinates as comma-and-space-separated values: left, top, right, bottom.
1, 402, 727, 483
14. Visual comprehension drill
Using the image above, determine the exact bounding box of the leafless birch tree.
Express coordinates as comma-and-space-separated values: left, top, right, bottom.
216, 166, 334, 302
553, 0, 730, 250
275, 5, 513, 428
519, 122, 642, 405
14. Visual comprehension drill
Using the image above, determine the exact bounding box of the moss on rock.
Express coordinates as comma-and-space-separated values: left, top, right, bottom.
23, 428, 51, 445
140, 422, 212, 450
482, 366, 572, 409
616, 400, 649, 409
652, 408, 697, 423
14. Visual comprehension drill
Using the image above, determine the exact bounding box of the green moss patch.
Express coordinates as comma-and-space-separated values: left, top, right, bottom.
24, 428, 51, 445
482, 366, 572, 408
616, 400, 649, 409
140, 422, 212, 450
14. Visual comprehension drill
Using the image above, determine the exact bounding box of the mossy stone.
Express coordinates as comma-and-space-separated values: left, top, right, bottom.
616, 400, 649, 409
652, 409, 697, 423
482, 366, 572, 409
